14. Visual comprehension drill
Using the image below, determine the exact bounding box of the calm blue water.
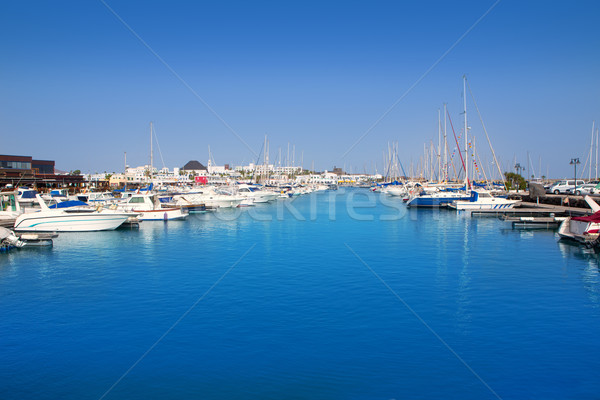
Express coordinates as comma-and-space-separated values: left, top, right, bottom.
1, 189, 599, 400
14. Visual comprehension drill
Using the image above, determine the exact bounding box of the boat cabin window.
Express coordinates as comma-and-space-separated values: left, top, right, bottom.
129, 197, 146, 203
479, 193, 492, 198
1, 194, 18, 211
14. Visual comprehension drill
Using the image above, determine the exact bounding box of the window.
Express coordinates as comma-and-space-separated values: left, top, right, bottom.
0, 161, 32, 170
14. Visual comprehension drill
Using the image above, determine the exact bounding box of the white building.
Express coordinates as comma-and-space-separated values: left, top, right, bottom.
207, 159, 228, 174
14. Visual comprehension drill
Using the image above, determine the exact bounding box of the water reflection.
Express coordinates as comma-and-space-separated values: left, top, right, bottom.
557, 240, 600, 262
557, 241, 600, 308
456, 212, 472, 334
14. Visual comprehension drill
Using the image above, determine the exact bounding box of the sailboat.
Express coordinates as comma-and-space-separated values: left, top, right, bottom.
405, 187, 470, 208
407, 77, 473, 208
448, 189, 521, 210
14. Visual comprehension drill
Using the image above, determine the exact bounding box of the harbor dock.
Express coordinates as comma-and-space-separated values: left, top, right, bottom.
467, 202, 592, 218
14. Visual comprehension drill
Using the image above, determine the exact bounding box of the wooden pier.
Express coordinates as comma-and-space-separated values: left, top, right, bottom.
467, 202, 592, 218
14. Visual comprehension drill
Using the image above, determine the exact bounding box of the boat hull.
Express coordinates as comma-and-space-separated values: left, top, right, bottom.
406, 194, 470, 208
135, 208, 188, 221
450, 201, 520, 211
14, 213, 130, 232
557, 217, 600, 247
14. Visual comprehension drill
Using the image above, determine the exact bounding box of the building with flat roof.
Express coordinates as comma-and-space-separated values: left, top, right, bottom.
0, 154, 84, 189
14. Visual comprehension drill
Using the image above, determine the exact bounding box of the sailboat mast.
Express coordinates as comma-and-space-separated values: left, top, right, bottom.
438, 108, 441, 183
463, 76, 469, 189
423, 143, 427, 181
596, 128, 598, 180
527, 151, 535, 179
443, 103, 447, 182
264, 135, 269, 182
150, 122, 154, 177
590, 121, 595, 180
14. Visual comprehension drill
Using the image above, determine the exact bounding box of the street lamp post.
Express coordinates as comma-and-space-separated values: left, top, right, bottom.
514, 163, 524, 192
570, 158, 580, 191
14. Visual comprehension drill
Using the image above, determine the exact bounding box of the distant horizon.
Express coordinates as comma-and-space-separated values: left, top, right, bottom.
6, 150, 599, 181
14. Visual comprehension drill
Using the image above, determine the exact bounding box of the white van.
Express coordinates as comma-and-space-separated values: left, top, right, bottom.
549, 180, 585, 194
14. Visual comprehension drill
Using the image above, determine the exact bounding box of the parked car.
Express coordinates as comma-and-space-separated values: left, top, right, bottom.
568, 183, 597, 196
548, 180, 586, 194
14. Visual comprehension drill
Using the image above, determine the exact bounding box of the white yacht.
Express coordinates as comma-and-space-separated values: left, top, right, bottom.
117, 194, 188, 220
383, 185, 406, 197
14, 195, 134, 232
175, 187, 243, 208
448, 190, 520, 211
557, 196, 600, 247
235, 184, 279, 204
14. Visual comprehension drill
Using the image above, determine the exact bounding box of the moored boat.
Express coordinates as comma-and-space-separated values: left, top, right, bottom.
117, 194, 188, 220
557, 213, 600, 247
557, 195, 600, 247
406, 190, 470, 208
175, 187, 243, 208
448, 190, 521, 210
235, 184, 279, 204
14, 195, 133, 232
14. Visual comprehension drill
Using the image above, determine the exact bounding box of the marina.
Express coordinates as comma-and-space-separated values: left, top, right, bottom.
2, 189, 600, 400
2, 1, 600, 399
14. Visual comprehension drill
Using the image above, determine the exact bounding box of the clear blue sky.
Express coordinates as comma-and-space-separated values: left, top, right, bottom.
1, 1, 599, 178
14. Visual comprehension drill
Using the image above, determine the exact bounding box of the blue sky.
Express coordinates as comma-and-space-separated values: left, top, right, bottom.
1, 1, 599, 178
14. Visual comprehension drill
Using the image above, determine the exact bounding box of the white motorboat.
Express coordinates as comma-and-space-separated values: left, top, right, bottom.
236, 184, 279, 204
175, 187, 243, 208
557, 213, 600, 247
383, 185, 406, 197
557, 196, 600, 247
449, 190, 521, 210
14, 195, 133, 232
117, 194, 188, 220
163, 196, 207, 213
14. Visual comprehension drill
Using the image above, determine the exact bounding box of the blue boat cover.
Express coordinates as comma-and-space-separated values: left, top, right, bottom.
19, 190, 38, 199
49, 200, 88, 209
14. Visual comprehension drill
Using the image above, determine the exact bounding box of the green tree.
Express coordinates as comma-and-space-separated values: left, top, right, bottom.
504, 172, 526, 190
